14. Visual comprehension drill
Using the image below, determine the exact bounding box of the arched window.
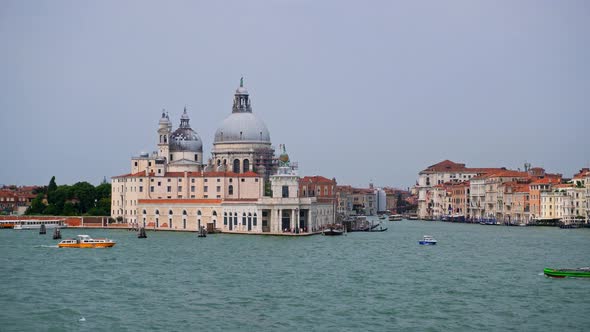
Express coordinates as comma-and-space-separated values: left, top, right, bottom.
229, 185, 233, 195
243, 159, 250, 173
233, 159, 240, 173
142, 209, 147, 215
242, 213, 247, 225
217, 159, 221, 166
234, 212, 238, 225
182, 210, 187, 216
253, 213, 257, 226
213, 210, 218, 217
224, 212, 228, 225
197, 210, 202, 216
155, 209, 160, 216
169, 210, 173, 216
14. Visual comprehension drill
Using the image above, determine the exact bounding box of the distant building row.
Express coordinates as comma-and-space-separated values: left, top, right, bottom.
0, 186, 37, 215
335, 184, 413, 216
413, 160, 590, 224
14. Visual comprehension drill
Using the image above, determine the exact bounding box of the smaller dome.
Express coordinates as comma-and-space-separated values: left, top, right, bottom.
159, 110, 170, 125
169, 109, 203, 153
170, 128, 202, 152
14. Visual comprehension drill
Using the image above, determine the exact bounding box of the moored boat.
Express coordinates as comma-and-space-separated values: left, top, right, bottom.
418, 235, 437, 245
543, 267, 590, 278
389, 214, 402, 221
322, 227, 344, 236
58, 235, 116, 248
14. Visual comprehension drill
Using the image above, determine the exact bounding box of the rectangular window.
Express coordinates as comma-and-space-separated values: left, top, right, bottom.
148, 161, 152, 166
158, 169, 161, 174
191, 186, 195, 192
150, 186, 154, 192
282, 186, 289, 198
255, 178, 258, 182
134, 161, 138, 166
179, 178, 182, 183
178, 186, 182, 192
204, 186, 208, 192
168, 179, 171, 182
194, 154, 198, 161
170, 154, 173, 161
204, 195, 208, 198
217, 179, 220, 182
241, 179, 245, 182
167, 186, 171, 192
217, 195, 221, 198
216, 186, 221, 192
158, 182, 161, 186
191, 178, 195, 183
204, 179, 208, 182
139, 186, 143, 192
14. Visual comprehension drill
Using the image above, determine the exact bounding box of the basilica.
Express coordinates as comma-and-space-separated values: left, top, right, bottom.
111, 79, 335, 235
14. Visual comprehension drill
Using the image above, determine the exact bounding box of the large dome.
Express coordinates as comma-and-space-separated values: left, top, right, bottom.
214, 112, 271, 144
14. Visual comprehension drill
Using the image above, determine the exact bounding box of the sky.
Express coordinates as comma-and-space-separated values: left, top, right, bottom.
1, 0, 589, 189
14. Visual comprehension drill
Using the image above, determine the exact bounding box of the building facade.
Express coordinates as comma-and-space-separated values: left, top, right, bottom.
112, 80, 334, 234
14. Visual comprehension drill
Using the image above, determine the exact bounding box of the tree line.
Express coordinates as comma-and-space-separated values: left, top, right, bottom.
26, 176, 111, 216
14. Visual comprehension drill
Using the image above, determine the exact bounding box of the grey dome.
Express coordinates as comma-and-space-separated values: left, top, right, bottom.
170, 127, 203, 152
170, 108, 202, 152
214, 112, 271, 144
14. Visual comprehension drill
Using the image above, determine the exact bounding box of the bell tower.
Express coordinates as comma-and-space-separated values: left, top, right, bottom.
157, 110, 172, 159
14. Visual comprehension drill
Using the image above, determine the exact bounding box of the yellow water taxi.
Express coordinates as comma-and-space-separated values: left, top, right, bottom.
58, 235, 116, 248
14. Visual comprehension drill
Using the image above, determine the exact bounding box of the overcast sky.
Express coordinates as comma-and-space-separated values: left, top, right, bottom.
1, 0, 588, 189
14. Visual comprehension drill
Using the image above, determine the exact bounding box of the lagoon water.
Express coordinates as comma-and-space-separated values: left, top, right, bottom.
1, 220, 589, 331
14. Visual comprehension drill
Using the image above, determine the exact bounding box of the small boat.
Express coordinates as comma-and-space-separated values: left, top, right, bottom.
58, 235, 116, 248
544, 267, 590, 278
518, 223, 526, 227
52, 228, 62, 240
39, 224, 46, 235
418, 235, 437, 245
322, 227, 344, 236
369, 227, 388, 232
408, 215, 419, 220
389, 214, 402, 221
378, 215, 386, 220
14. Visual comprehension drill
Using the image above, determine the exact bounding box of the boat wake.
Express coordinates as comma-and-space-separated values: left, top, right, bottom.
35, 245, 59, 248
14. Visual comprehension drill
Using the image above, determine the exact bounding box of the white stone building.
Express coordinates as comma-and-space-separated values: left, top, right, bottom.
111, 79, 334, 235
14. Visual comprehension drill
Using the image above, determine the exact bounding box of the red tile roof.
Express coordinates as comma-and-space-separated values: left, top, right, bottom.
300, 176, 335, 184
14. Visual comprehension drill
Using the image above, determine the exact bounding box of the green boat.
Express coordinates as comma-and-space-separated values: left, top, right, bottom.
544, 267, 590, 278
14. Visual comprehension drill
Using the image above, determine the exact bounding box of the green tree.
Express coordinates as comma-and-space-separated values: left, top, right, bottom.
48, 176, 57, 194
70, 182, 96, 214
25, 193, 46, 215
62, 202, 76, 216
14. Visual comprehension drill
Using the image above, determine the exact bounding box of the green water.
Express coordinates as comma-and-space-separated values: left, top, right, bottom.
1, 220, 589, 331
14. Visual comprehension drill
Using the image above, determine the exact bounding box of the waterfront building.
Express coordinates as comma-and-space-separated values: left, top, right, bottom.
335, 185, 354, 216
112, 80, 334, 234
512, 184, 531, 223
529, 177, 561, 221
449, 181, 469, 217
416, 160, 502, 219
